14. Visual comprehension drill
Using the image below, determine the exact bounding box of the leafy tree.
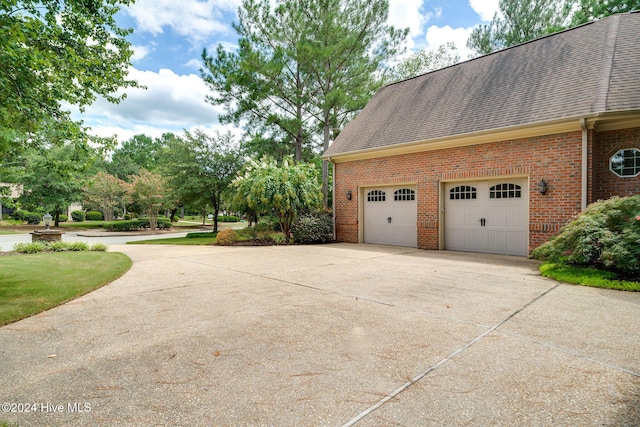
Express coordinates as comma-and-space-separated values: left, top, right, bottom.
83, 172, 130, 221
159, 131, 242, 232
232, 156, 322, 237
390, 42, 460, 81
569, 0, 640, 25
0, 0, 139, 157
467, 0, 571, 55
17, 144, 94, 226
128, 169, 165, 231
298, 0, 408, 208
201, 0, 407, 208
202, 0, 316, 162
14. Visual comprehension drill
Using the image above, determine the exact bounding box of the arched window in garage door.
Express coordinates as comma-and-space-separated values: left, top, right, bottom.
449, 185, 477, 200
367, 190, 386, 202
394, 188, 415, 201
489, 183, 522, 199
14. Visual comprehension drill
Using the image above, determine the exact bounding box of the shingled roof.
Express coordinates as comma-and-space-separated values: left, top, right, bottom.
324, 12, 640, 158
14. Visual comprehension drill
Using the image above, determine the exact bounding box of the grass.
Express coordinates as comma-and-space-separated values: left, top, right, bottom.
57, 221, 106, 229
128, 235, 219, 245
540, 262, 640, 292
0, 251, 132, 326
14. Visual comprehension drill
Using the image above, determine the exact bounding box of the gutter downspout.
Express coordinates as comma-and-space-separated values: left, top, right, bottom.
580, 118, 588, 210
331, 160, 336, 241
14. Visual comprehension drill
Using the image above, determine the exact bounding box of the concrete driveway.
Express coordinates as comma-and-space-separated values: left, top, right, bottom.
1, 243, 639, 426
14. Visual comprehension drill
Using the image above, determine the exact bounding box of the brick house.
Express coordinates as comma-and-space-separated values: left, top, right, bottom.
323, 12, 640, 256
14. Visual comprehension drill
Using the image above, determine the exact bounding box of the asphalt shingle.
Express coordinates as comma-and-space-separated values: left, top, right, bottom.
325, 12, 640, 157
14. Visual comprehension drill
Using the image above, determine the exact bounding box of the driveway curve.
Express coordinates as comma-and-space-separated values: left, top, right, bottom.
1, 243, 639, 426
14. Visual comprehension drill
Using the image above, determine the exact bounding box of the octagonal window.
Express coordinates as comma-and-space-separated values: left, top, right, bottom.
610, 148, 640, 177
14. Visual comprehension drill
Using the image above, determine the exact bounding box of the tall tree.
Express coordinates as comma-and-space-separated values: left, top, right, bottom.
17, 144, 94, 226
298, 0, 408, 207
390, 42, 460, 82
202, 0, 407, 207
0, 0, 139, 157
159, 131, 242, 232
569, 0, 640, 25
467, 0, 571, 56
201, 0, 315, 162
128, 169, 165, 231
84, 172, 130, 221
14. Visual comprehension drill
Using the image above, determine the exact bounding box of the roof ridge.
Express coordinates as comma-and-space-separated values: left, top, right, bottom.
385, 15, 603, 89
591, 14, 621, 112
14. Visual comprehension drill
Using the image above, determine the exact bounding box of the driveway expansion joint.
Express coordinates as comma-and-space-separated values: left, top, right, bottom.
342, 282, 562, 427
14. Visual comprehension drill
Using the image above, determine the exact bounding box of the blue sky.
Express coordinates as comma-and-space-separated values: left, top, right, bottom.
75, 0, 500, 143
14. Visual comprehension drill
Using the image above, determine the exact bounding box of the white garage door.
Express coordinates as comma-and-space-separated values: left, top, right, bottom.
364, 186, 417, 247
444, 179, 528, 256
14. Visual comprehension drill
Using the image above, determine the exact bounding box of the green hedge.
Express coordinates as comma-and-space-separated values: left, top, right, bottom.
102, 218, 172, 232
71, 210, 85, 222
217, 215, 239, 222
86, 211, 103, 221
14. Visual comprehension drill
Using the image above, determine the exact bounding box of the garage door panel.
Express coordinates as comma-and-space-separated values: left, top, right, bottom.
364, 186, 417, 247
445, 179, 528, 256
506, 231, 527, 256
506, 205, 527, 228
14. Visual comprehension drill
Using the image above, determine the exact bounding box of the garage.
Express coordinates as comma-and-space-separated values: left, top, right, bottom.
363, 186, 417, 247
444, 179, 528, 256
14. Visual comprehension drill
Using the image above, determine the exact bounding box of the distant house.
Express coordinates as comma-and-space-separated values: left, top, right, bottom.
0, 183, 83, 221
0, 183, 22, 220
323, 12, 640, 256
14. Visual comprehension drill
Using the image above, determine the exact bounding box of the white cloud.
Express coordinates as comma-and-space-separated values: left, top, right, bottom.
469, 0, 500, 22
424, 25, 475, 61
388, 0, 426, 37
131, 45, 151, 62
126, 0, 241, 41
184, 58, 203, 70
77, 67, 227, 142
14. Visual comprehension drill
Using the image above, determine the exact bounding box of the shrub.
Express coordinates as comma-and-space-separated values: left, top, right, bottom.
67, 242, 90, 251
47, 241, 70, 252
217, 215, 239, 222
216, 229, 239, 245
24, 212, 42, 225
86, 211, 103, 221
58, 214, 68, 222
71, 210, 86, 222
13, 242, 46, 254
139, 218, 172, 230
12, 209, 29, 221
186, 232, 218, 238
102, 218, 172, 231
103, 220, 141, 232
90, 243, 108, 252
291, 211, 334, 244
532, 195, 640, 274
272, 232, 288, 244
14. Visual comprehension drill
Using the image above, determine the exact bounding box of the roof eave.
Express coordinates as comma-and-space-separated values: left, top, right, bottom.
323, 111, 640, 163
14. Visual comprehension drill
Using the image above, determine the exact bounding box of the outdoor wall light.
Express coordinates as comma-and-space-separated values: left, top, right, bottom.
537, 179, 548, 195
346, 190, 352, 200
43, 212, 52, 229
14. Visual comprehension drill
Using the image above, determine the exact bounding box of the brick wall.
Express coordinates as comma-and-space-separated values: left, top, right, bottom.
592, 127, 640, 201
334, 131, 587, 253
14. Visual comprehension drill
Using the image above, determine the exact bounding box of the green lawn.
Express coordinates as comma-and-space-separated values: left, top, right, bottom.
128, 235, 218, 245
57, 221, 107, 229
0, 252, 132, 326
540, 262, 640, 292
